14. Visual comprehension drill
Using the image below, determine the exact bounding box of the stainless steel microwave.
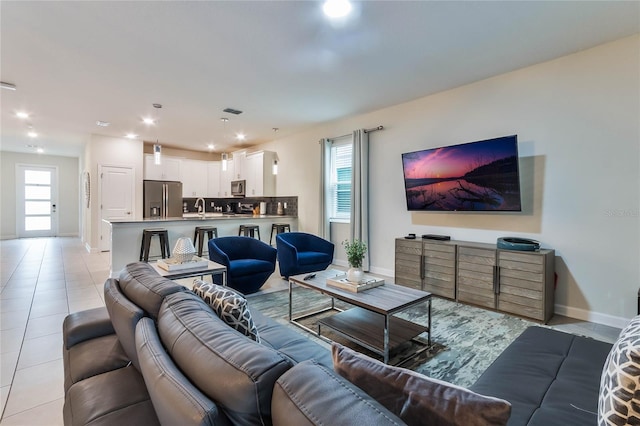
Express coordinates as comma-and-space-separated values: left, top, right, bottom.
231, 180, 245, 197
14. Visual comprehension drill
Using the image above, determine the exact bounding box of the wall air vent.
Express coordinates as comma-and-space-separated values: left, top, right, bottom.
223, 108, 243, 115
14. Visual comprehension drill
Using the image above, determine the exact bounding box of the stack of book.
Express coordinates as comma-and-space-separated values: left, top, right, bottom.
157, 256, 208, 272
326, 274, 384, 293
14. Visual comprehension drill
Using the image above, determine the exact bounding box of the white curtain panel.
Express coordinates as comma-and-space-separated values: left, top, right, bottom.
319, 138, 332, 240
350, 129, 370, 271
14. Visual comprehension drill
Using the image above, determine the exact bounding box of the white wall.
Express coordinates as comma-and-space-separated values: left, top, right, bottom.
83, 134, 144, 251
260, 35, 640, 327
0, 152, 79, 239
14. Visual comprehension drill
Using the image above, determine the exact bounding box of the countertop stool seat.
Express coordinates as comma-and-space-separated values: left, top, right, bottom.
139, 228, 170, 262
270, 223, 291, 245
193, 226, 218, 257
238, 224, 261, 240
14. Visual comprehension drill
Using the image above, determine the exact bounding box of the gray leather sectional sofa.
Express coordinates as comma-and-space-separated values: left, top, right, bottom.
63, 261, 613, 425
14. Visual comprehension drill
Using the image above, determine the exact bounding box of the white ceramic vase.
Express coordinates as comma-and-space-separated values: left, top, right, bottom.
347, 267, 364, 283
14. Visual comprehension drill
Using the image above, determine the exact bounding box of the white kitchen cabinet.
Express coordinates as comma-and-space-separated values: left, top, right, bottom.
231, 150, 246, 180
207, 161, 221, 197
181, 159, 208, 197
219, 159, 234, 197
245, 151, 276, 196
144, 154, 182, 181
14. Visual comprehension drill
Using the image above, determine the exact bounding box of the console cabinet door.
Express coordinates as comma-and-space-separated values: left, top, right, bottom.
394, 239, 422, 290
422, 242, 456, 299
497, 250, 553, 322
457, 246, 496, 309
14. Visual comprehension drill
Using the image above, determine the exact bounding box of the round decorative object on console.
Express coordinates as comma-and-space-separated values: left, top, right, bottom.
497, 237, 540, 251
173, 237, 196, 263
347, 267, 364, 283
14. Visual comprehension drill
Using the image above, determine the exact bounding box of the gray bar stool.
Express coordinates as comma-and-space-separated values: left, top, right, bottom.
238, 224, 261, 240
139, 228, 170, 262
270, 223, 291, 245
193, 226, 218, 257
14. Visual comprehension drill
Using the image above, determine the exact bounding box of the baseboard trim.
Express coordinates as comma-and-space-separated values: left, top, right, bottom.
0, 234, 18, 240
84, 243, 100, 254
554, 304, 631, 329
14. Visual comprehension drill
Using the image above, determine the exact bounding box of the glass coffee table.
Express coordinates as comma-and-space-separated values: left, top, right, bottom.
288, 269, 431, 364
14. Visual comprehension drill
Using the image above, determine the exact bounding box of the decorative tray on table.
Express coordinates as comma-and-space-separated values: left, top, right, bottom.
326, 274, 384, 293
157, 256, 208, 271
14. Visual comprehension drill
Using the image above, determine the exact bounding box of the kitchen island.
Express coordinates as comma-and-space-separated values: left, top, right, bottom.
105, 214, 297, 276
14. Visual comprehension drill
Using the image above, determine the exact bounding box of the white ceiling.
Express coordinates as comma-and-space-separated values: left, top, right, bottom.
1, 1, 638, 157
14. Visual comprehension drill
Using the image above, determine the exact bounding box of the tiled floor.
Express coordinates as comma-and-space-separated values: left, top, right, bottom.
0, 237, 623, 424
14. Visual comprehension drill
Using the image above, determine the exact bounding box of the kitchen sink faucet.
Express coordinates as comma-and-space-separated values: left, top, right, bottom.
194, 198, 205, 216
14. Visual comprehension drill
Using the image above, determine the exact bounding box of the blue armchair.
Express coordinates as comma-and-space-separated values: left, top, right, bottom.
208, 236, 277, 294
276, 232, 334, 279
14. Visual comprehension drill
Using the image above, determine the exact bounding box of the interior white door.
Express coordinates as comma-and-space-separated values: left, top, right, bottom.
100, 165, 134, 252
16, 165, 58, 238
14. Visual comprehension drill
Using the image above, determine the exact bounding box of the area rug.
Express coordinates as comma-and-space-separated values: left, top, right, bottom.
247, 286, 537, 387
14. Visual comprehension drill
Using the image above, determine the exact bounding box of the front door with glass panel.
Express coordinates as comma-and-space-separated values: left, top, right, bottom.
16, 165, 57, 238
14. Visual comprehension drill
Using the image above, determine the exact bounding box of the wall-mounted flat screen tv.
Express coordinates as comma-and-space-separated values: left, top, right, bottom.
401, 135, 522, 212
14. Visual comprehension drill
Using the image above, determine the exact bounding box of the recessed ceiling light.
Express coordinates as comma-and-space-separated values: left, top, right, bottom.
323, 0, 352, 18
36, 147, 44, 154
207, 144, 215, 150
16, 111, 29, 119
28, 131, 38, 138
125, 133, 138, 139
96, 120, 110, 127
236, 133, 246, 141
142, 117, 155, 125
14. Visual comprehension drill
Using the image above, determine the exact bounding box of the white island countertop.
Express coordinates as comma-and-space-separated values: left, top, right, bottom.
105, 214, 297, 276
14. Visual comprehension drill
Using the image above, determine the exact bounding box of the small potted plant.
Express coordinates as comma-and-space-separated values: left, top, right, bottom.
342, 239, 367, 283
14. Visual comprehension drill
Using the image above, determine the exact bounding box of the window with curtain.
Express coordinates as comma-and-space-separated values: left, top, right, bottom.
329, 139, 352, 221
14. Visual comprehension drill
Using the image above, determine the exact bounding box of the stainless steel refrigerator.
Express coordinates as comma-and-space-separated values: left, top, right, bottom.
143, 180, 183, 218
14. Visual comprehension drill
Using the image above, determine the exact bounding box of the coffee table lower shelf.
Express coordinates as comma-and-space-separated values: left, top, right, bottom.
318, 307, 429, 362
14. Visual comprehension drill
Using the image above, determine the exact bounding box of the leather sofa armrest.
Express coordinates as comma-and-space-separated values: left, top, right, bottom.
63, 307, 115, 349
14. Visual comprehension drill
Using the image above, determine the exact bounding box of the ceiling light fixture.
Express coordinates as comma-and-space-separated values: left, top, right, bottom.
236, 133, 246, 141
1, 81, 17, 91
125, 133, 138, 139
152, 103, 163, 165
272, 159, 278, 175
96, 120, 110, 127
28, 131, 38, 138
143, 117, 155, 125
323, 0, 352, 18
37, 147, 44, 154
16, 111, 29, 119
221, 153, 228, 171
207, 144, 215, 150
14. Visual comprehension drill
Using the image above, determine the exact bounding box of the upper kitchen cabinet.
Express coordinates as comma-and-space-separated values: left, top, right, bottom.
219, 159, 235, 197
181, 159, 209, 197
207, 161, 221, 197
245, 151, 277, 196
144, 154, 181, 181
231, 150, 246, 180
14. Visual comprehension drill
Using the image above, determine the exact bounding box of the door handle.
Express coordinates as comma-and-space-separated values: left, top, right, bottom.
126, 211, 131, 215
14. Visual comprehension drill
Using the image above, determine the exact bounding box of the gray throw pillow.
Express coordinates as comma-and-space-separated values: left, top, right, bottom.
599, 315, 640, 425
332, 343, 511, 426
192, 279, 260, 342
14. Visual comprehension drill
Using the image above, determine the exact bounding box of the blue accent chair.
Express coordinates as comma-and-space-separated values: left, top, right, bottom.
208, 236, 277, 294
276, 232, 335, 279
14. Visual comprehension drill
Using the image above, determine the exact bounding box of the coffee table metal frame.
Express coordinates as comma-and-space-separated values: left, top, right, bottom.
288, 269, 431, 364
150, 257, 227, 285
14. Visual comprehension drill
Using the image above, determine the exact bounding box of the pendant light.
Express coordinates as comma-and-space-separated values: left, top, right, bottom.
222, 153, 228, 171
152, 103, 162, 165
221, 117, 229, 171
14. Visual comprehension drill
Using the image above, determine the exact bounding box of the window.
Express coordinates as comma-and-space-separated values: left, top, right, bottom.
329, 139, 352, 221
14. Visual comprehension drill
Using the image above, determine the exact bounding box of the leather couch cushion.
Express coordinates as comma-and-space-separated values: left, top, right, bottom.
62, 307, 114, 349
272, 360, 405, 426
118, 262, 186, 319
471, 326, 611, 425
136, 317, 231, 426
158, 291, 293, 425
104, 278, 145, 369
251, 309, 333, 368
63, 365, 159, 426
63, 333, 129, 392
333, 343, 511, 426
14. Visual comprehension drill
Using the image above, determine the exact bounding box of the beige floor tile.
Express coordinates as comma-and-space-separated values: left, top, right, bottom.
17, 333, 63, 370
67, 298, 105, 313
64, 280, 96, 290
66, 287, 101, 302
0, 311, 29, 332
0, 289, 34, 301
0, 298, 32, 314
2, 359, 64, 417
0, 398, 64, 426
0, 385, 8, 419
1, 328, 25, 354
28, 300, 68, 320
25, 314, 68, 340
1, 351, 19, 387
35, 279, 66, 291
32, 289, 67, 303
